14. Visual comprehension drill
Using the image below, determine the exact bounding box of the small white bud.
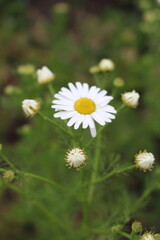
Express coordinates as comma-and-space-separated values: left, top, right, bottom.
22, 99, 40, 117
65, 147, 87, 170
121, 90, 140, 108
36, 66, 55, 84
135, 150, 155, 172
141, 232, 155, 240
98, 58, 115, 71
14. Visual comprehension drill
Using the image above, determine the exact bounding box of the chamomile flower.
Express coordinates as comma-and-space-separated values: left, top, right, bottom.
135, 150, 155, 172
121, 90, 140, 108
51, 82, 117, 137
36, 66, 55, 84
65, 147, 87, 169
22, 99, 40, 117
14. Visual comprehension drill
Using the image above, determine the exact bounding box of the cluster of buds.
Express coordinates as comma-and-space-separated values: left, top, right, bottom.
89, 58, 115, 74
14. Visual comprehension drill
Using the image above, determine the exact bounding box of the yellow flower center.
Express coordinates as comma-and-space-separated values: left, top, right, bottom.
74, 98, 96, 114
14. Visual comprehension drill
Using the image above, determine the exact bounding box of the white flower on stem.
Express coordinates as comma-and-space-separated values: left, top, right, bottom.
98, 58, 115, 71
141, 232, 155, 240
51, 82, 117, 137
36, 66, 55, 84
121, 90, 140, 108
135, 150, 155, 172
65, 147, 87, 170
22, 99, 40, 117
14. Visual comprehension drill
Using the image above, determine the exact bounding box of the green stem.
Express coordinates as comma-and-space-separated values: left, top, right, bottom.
94, 165, 136, 184
118, 231, 131, 239
18, 170, 65, 191
85, 133, 101, 224
48, 83, 55, 97
0, 168, 65, 192
0, 151, 16, 170
38, 111, 73, 137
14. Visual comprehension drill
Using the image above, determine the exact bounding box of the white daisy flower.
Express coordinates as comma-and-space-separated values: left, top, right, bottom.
65, 147, 87, 170
36, 66, 55, 84
51, 82, 117, 137
22, 99, 40, 117
121, 90, 140, 108
135, 150, 155, 172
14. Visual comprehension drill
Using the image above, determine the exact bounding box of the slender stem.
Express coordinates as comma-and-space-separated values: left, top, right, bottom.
85, 133, 101, 224
0, 151, 16, 170
48, 83, 55, 97
94, 165, 136, 184
118, 231, 131, 239
18, 170, 65, 191
38, 111, 73, 137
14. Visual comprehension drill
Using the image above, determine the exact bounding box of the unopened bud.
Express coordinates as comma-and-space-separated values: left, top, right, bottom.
131, 221, 142, 233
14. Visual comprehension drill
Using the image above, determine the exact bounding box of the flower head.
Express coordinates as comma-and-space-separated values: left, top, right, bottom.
135, 150, 155, 172
141, 232, 155, 240
121, 90, 140, 108
65, 147, 87, 170
89, 65, 100, 74
131, 221, 142, 233
3, 170, 15, 183
22, 99, 40, 117
51, 82, 117, 137
36, 66, 55, 84
98, 58, 115, 71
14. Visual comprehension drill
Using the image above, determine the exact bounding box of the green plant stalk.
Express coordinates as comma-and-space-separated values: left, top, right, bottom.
48, 82, 55, 97
38, 111, 73, 137
94, 164, 136, 184
85, 132, 101, 224
118, 231, 131, 239
0, 151, 16, 170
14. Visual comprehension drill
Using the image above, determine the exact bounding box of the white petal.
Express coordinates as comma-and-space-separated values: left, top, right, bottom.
67, 113, 80, 127
88, 86, 100, 98
74, 114, 84, 129
75, 82, 84, 97
51, 104, 74, 111
87, 115, 95, 128
60, 87, 75, 100
83, 83, 89, 96
52, 99, 73, 106
82, 115, 89, 129
68, 83, 80, 99
61, 111, 76, 120
91, 112, 106, 125
101, 105, 117, 113
90, 127, 96, 138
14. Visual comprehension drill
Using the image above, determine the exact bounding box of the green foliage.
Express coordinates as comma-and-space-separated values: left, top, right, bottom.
0, 0, 160, 239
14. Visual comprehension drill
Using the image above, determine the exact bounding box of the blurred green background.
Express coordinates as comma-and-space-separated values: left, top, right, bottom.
0, 0, 160, 239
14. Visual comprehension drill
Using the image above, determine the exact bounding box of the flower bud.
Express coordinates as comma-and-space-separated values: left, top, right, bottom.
3, 170, 15, 183
98, 58, 115, 71
17, 64, 35, 75
131, 221, 142, 233
89, 65, 100, 74
135, 150, 155, 172
36, 66, 55, 84
113, 77, 125, 87
121, 90, 140, 108
65, 147, 87, 170
0, 144, 2, 151
141, 232, 155, 240
111, 224, 122, 233
22, 99, 40, 117
53, 2, 70, 14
